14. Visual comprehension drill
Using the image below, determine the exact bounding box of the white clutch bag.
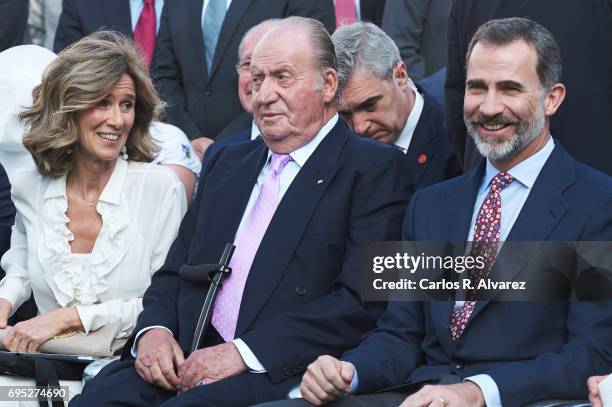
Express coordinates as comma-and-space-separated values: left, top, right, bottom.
0, 321, 127, 358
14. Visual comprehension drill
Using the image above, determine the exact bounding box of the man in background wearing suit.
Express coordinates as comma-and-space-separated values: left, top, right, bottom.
71, 17, 413, 406
332, 22, 461, 191
261, 17, 612, 407
153, 0, 335, 159
381, 0, 453, 81
54, 0, 163, 66
445, 0, 612, 176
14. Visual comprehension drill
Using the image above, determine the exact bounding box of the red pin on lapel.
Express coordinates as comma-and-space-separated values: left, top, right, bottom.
417, 153, 427, 165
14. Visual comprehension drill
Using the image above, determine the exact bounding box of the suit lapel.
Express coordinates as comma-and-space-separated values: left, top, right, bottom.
103, 0, 133, 36
431, 166, 483, 344
187, 141, 267, 332
209, 0, 253, 79
183, 0, 209, 85
468, 145, 573, 320
235, 121, 349, 336
405, 93, 436, 189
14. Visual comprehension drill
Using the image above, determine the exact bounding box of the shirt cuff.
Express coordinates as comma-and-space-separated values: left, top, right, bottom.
466, 374, 501, 407
0, 280, 25, 315
233, 338, 266, 373
130, 325, 173, 357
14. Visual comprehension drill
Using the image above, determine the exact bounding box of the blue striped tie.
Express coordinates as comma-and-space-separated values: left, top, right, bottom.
202, 0, 226, 73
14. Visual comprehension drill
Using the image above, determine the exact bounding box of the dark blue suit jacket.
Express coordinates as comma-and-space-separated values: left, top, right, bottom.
342, 144, 612, 406
0, 163, 15, 277
130, 119, 413, 383
54, 0, 133, 52
152, 0, 335, 140
406, 87, 461, 191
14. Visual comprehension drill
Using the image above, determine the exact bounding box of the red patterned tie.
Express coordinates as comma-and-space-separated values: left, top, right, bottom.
133, 0, 156, 66
335, 0, 357, 28
449, 172, 514, 342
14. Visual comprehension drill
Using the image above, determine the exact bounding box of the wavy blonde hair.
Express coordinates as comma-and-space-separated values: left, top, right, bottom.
21, 31, 162, 177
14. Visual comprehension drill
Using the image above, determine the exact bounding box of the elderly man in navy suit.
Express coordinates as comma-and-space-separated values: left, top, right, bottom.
261, 17, 612, 407
332, 22, 461, 191
71, 16, 413, 407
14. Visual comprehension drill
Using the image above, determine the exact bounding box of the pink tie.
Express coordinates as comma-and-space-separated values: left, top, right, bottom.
212, 153, 292, 341
335, 0, 356, 28
449, 172, 514, 341
133, 0, 156, 66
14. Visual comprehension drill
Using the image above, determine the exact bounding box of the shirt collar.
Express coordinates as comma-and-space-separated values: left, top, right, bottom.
45, 156, 127, 205
394, 79, 424, 153
250, 120, 260, 140
483, 137, 555, 189
266, 114, 339, 168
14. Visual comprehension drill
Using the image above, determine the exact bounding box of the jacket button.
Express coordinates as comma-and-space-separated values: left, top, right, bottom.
204, 90, 212, 96
453, 361, 463, 370
295, 287, 306, 296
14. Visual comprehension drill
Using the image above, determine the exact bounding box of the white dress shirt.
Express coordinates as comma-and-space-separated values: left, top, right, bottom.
393, 80, 424, 154
133, 115, 339, 370
0, 158, 187, 338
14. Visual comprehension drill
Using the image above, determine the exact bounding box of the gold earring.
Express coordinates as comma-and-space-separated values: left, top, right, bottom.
121, 145, 128, 160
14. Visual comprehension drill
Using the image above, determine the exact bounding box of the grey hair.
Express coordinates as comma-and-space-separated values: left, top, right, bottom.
331, 22, 402, 92
467, 17, 562, 90
273, 16, 338, 95
277, 16, 338, 73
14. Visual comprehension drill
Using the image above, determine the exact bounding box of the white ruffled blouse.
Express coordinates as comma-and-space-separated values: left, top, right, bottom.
0, 158, 187, 338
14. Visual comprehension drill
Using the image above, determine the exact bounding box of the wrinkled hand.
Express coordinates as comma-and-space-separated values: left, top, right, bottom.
3, 309, 69, 353
178, 342, 247, 392
135, 328, 185, 392
191, 137, 214, 160
400, 382, 485, 407
0, 298, 12, 328
588, 375, 608, 407
300, 355, 354, 406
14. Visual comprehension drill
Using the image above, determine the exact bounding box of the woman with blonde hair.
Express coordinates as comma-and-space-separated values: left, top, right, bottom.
0, 31, 187, 401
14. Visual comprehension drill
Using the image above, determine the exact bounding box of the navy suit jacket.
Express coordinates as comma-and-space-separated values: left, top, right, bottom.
406, 87, 461, 191
152, 0, 335, 140
54, 0, 133, 52
0, 163, 15, 277
342, 144, 612, 406
130, 119, 414, 383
